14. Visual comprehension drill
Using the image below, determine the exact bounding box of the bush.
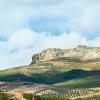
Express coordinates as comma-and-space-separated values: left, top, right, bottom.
0, 92, 18, 100
23, 93, 33, 100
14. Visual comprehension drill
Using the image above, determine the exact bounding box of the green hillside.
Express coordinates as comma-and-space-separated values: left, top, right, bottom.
0, 61, 100, 88
0, 65, 100, 86
54, 75, 100, 88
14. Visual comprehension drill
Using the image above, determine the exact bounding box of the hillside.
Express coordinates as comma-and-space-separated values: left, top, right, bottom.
0, 45, 100, 88
54, 75, 100, 88
0, 45, 100, 100
0, 45, 100, 87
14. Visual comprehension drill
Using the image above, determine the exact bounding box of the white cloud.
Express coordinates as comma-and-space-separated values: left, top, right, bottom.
85, 37, 100, 47
0, 0, 100, 38
75, 3, 100, 31
8, 29, 35, 50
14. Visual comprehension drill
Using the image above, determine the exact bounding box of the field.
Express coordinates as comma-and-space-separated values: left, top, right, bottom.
0, 87, 100, 100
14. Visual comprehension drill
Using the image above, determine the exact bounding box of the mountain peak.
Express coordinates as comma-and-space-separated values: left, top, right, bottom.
31, 45, 100, 64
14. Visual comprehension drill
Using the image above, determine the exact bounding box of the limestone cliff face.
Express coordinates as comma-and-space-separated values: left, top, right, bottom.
31, 48, 62, 64
31, 45, 100, 64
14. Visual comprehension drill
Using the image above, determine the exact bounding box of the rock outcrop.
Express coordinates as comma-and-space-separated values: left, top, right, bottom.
31, 45, 100, 64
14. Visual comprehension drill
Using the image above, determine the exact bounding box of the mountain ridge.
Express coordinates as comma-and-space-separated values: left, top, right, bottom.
31, 45, 100, 64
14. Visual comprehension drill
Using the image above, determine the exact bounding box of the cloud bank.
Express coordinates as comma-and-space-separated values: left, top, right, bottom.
0, 0, 100, 38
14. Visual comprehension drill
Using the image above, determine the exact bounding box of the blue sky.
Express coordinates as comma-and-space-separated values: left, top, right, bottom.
0, 0, 100, 69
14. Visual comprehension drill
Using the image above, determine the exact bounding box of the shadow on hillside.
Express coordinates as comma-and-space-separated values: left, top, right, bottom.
0, 69, 100, 84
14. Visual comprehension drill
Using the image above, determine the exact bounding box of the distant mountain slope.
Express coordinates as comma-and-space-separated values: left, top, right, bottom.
31, 45, 100, 64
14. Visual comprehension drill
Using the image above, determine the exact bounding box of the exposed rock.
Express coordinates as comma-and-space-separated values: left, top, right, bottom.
31, 45, 100, 64
31, 48, 62, 64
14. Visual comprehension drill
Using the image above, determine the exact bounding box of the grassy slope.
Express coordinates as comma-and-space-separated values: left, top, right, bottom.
0, 60, 100, 75
0, 64, 69, 75
0, 61, 100, 87
54, 76, 100, 88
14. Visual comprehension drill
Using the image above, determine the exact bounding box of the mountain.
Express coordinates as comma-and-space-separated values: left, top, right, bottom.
0, 45, 100, 88
31, 45, 100, 64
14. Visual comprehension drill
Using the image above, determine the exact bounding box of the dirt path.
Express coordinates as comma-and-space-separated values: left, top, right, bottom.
6, 91, 26, 100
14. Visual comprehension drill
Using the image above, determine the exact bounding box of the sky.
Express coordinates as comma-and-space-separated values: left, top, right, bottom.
0, 0, 100, 69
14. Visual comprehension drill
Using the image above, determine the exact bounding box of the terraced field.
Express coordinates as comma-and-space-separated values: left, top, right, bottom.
35, 88, 100, 100
1, 86, 100, 100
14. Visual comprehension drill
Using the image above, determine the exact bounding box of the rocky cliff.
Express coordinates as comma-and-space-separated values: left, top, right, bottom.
31, 45, 100, 64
